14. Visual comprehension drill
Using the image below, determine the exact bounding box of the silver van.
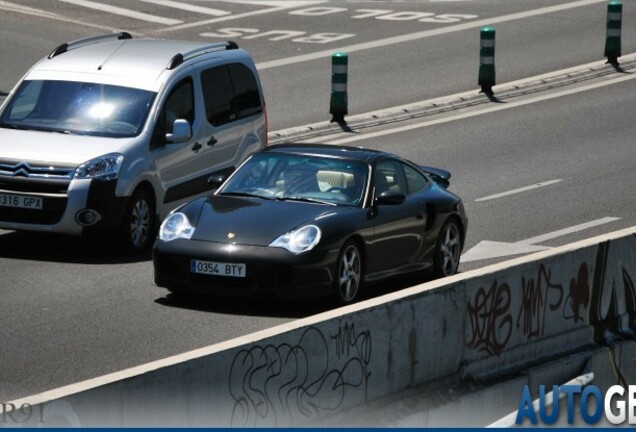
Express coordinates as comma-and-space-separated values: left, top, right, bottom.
0, 33, 267, 251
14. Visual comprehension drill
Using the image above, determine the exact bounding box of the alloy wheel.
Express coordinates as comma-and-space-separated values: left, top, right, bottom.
439, 222, 461, 276
130, 198, 150, 248
338, 244, 361, 302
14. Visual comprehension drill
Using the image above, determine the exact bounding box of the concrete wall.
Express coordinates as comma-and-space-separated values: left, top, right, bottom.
4, 228, 636, 427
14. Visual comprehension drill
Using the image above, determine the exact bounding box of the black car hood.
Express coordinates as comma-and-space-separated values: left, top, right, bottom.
190, 195, 351, 245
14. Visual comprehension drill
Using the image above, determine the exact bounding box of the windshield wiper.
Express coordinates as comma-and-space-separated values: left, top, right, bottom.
0, 123, 33, 131
276, 196, 337, 206
219, 191, 275, 200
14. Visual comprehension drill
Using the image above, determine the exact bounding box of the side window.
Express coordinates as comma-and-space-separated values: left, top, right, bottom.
152, 77, 194, 148
163, 78, 194, 130
403, 164, 428, 195
5, 80, 43, 120
374, 160, 406, 198
201, 66, 235, 126
228, 63, 262, 119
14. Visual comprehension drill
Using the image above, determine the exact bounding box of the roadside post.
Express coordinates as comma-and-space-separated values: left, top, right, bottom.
330, 52, 348, 123
605, 1, 622, 65
478, 26, 496, 94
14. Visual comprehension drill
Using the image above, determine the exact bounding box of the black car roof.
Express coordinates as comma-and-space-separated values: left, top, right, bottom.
262, 143, 388, 163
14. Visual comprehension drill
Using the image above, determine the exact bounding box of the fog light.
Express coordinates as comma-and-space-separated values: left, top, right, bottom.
75, 209, 101, 226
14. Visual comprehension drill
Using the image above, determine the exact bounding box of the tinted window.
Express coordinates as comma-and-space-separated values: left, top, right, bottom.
220, 153, 368, 206
201, 66, 235, 126
374, 160, 406, 198
403, 164, 427, 194
162, 78, 194, 131
228, 63, 262, 119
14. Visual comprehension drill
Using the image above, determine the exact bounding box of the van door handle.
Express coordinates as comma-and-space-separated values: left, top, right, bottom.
207, 136, 217, 147
192, 142, 202, 152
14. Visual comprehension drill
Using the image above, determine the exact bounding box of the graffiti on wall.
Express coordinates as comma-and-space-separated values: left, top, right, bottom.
466, 236, 636, 356
228, 324, 371, 426
516, 264, 563, 340
465, 280, 512, 356
588, 240, 636, 343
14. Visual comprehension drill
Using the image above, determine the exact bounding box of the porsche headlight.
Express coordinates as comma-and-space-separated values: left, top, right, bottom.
269, 224, 321, 254
159, 212, 195, 242
74, 153, 123, 180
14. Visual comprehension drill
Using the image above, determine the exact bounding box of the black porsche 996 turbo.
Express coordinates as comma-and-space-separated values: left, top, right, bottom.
153, 144, 467, 304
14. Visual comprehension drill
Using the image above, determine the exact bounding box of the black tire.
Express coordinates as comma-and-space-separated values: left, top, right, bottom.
333, 241, 363, 305
120, 189, 155, 253
433, 219, 462, 278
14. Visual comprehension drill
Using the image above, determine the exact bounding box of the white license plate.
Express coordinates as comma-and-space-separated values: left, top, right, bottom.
0, 193, 43, 210
191, 260, 246, 278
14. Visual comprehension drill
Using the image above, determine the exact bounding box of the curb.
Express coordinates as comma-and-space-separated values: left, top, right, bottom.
268, 53, 636, 145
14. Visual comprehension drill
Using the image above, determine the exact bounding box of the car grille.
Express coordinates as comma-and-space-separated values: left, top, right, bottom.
0, 160, 74, 224
0, 160, 74, 180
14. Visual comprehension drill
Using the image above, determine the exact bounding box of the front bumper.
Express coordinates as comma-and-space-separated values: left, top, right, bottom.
0, 178, 127, 236
153, 238, 339, 299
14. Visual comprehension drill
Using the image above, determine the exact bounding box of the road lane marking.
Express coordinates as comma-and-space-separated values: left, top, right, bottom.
0, 0, 126, 31
475, 179, 562, 202
58, 0, 183, 25
461, 217, 621, 262
254, 0, 608, 70
522, 217, 621, 245
159, 1, 328, 32
215, 0, 324, 6
326, 73, 636, 145
137, 0, 230, 16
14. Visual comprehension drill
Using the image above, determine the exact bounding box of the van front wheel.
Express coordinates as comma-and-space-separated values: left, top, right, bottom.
120, 190, 155, 253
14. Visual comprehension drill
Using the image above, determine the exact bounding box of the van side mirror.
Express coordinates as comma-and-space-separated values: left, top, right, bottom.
208, 175, 226, 189
165, 119, 191, 144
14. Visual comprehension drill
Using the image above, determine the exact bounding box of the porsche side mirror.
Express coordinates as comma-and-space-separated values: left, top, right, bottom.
207, 175, 226, 189
375, 191, 406, 205
165, 119, 191, 144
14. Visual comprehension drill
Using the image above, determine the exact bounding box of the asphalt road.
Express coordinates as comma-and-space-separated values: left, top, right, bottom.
1, 0, 635, 406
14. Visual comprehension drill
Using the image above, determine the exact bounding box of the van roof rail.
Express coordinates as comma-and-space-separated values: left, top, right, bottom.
166, 40, 239, 70
48, 32, 133, 59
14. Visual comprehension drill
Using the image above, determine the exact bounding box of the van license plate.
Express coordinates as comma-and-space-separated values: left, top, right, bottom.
191, 260, 246, 278
0, 193, 43, 210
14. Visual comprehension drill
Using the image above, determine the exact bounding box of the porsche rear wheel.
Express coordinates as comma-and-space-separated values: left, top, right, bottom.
433, 219, 462, 277
334, 241, 363, 304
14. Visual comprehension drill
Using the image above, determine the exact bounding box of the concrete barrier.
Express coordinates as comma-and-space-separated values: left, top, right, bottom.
3, 227, 635, 427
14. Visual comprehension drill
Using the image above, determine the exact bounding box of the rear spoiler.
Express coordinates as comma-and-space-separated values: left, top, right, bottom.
419, 165, 451, 189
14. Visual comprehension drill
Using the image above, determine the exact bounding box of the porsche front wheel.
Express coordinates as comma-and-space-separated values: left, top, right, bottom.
334, 241, 363, 305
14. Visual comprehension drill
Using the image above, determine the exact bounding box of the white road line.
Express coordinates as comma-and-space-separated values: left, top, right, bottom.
214, 0, 325, 6
159, 0, 328, 33
475, 179, 562, 202
0, 0, 129, 32
254, 0, 607, 70
327, 73, 636, 145
137, 0, 230, 16
522, 217, 621, 245
58, 0, 183, 25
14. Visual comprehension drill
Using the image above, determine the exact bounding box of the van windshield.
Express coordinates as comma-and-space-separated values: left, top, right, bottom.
0, 80, 156, 138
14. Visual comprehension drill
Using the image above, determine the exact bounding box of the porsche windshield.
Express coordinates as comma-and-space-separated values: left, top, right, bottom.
0, 80, 156, 138
220, 152, 369, 206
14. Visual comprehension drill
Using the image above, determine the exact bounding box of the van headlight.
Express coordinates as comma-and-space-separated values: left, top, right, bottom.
74, 153, 123, 180
269, 224, 321, 254
159, 212, 195, 242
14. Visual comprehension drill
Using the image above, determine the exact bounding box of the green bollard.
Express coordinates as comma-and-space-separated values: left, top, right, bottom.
605, 1, 622, 65
478, 26, 496, 94
330, 52, 348, 123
